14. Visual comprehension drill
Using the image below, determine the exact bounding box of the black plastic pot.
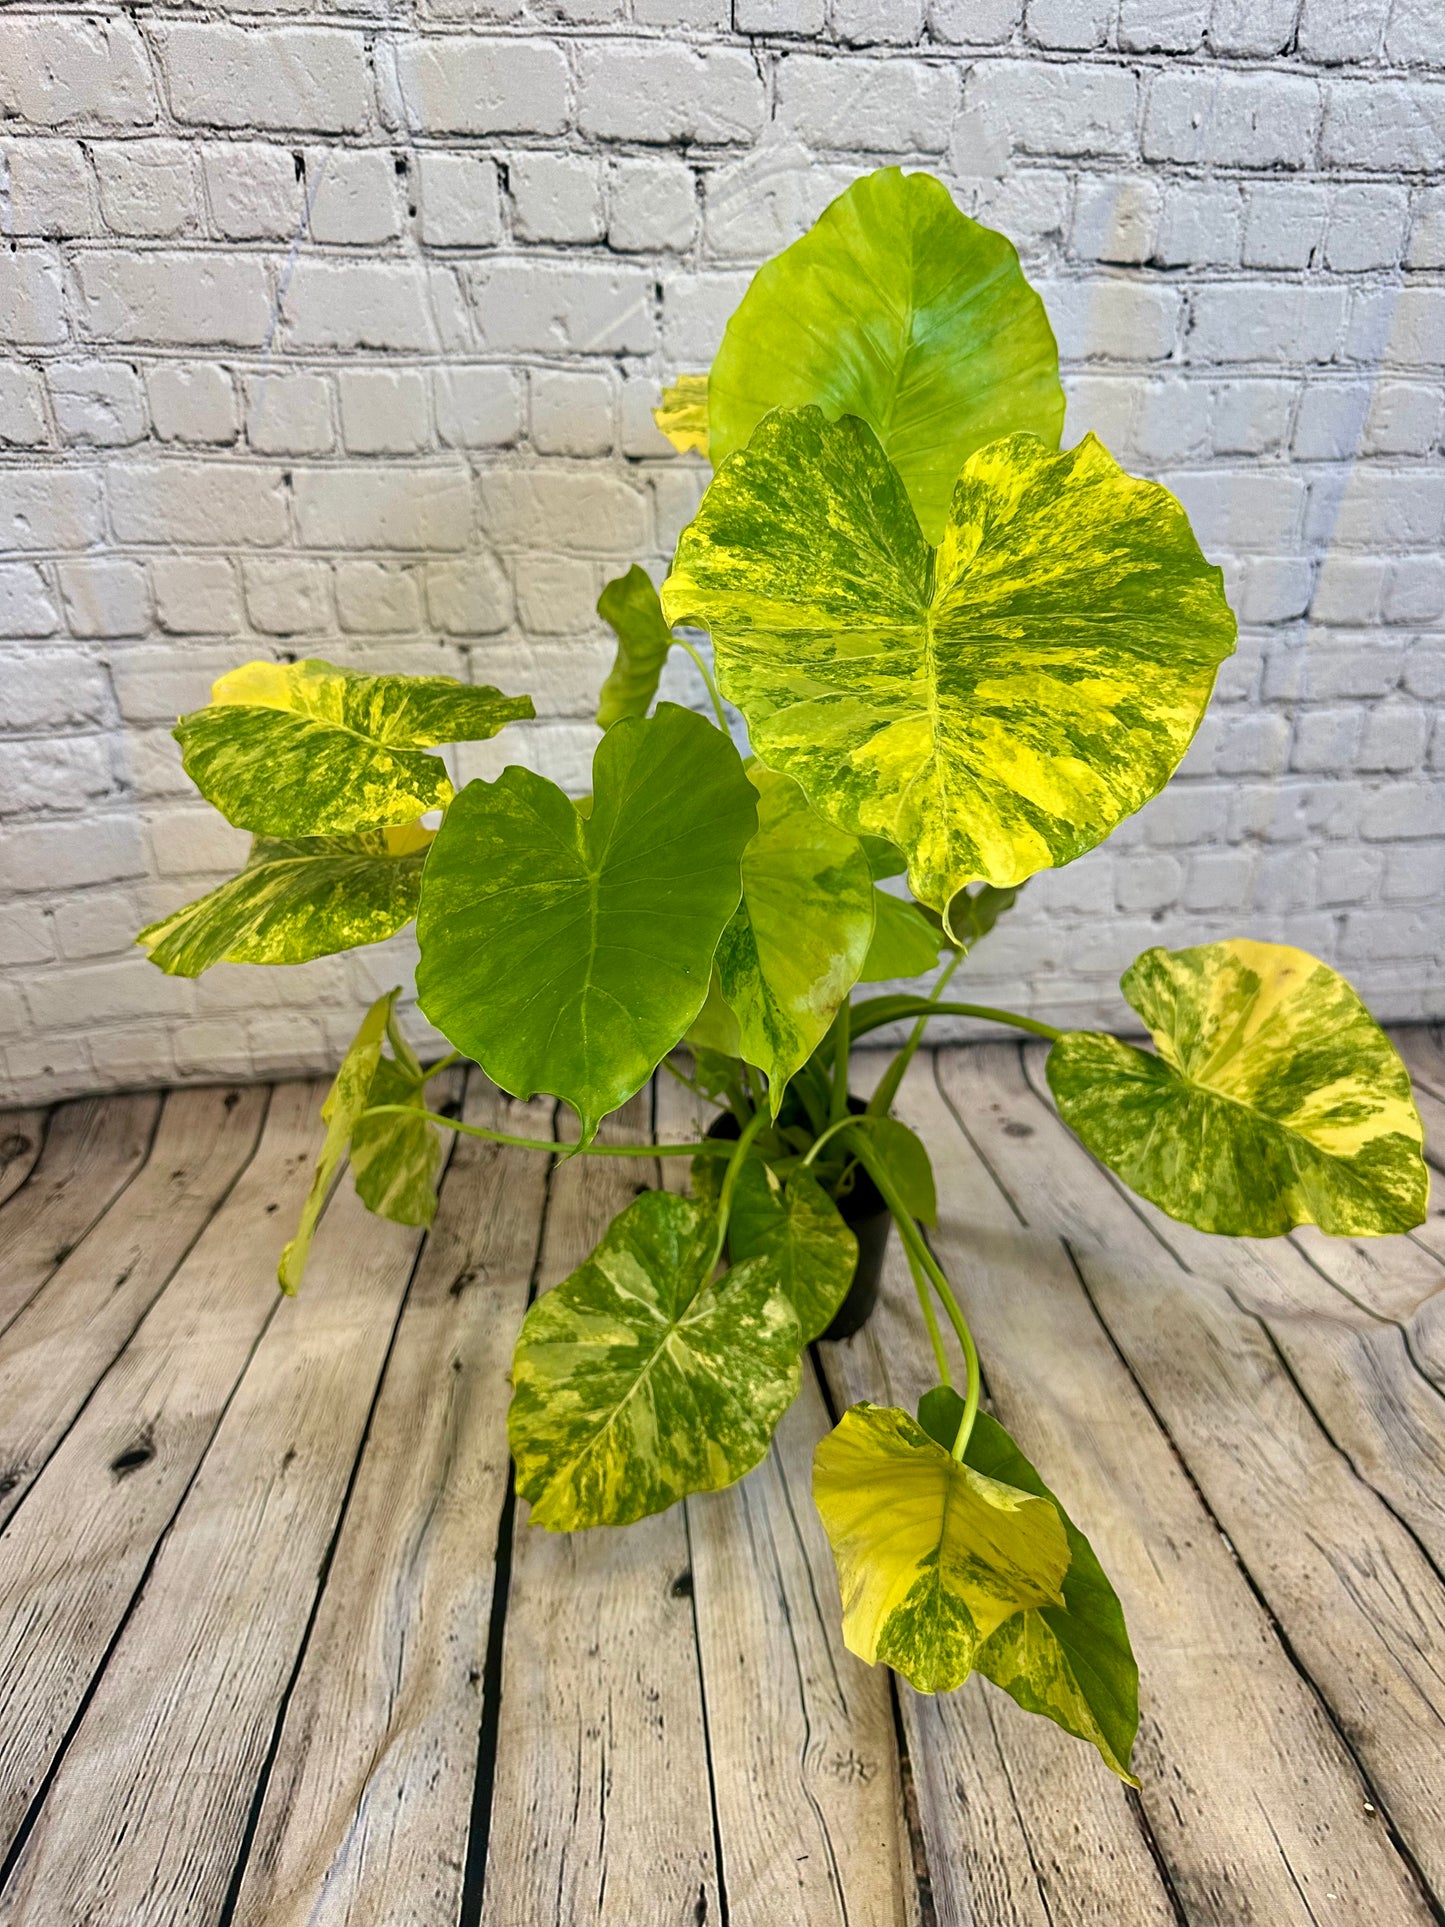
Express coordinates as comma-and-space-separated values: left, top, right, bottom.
705, 1096, 891, 1342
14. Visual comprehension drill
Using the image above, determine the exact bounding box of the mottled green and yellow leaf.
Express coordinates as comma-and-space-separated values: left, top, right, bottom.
350, 1056, 444, 1228
653, 372, 709, 457
727, 1158, 857, 1343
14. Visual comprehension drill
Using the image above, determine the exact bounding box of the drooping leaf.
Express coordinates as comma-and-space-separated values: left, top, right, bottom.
596, 565, 675, 729
917, 1391, 1138, 1782
1048, 939, 1428, 1238
686, 971, 744, 1060
279, 987, 397, 1294
707, 168, 1064, 542
813, 1402, 1069, 1694
947, 881, 1020, 953
728, 1158, 857, 1343
137, 822, 433, 977
663, 411, 1236, 926
509, 1189, 801, 1529
859, 888, 943, 983
654, 373, 709, 457
415, 704, 757, 1146
175, 658, 533, 838
350, 1057, 444, 1228
864, 1116, 936, 1225
716, 765, 874, 1110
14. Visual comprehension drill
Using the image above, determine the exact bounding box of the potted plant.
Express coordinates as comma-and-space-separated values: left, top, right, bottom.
138, 168, 1428, 1785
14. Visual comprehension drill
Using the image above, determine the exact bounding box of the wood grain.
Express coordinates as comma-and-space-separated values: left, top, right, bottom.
478, 1095, 722, 1927
0, 1111, 45, 1212
0, 1092, 159, 1333
0, 1083, 267, 1527
229, 1076, 551, 1927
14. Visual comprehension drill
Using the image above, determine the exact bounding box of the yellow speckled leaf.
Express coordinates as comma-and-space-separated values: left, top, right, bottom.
662, 409, 1236, 924
350, 1056, 444, 1229
279, 988, 396, 1294
176, 658, 533, 837
716, 764, 874, 1109
654, 373, 709, 456
1048, 939, 1428, 1238
137, 822, 432, 977
509, 1189, 801, 1530
813, 1402, 1069, 1694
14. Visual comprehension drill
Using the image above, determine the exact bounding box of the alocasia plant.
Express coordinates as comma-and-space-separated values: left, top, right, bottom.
138, 168, 1429, 1786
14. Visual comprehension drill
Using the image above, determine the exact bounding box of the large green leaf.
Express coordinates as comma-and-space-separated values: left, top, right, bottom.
137, 822, 432, 977
654, 373, 709, 457
716, 764, 874, 1108
596, 565, 675, 729
707, 168, 1064, 543
175, 658, 533, 838
859, 889, 943, 983
415, 703, 757, 1145
918, 1391, 1138, 1782
279, 988, 397, 1294
727, 1158, 857, 1343
813, 1401, 1069, 1694
350, 1056, 445, 1228
1048, 939, 1428, 1238
663, 412, 1235, 923
509, 1189, 801, 1529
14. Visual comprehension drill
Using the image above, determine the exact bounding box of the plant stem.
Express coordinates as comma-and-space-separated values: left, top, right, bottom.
674, 637, 730, 734
850, 999, 1063, 1045
708, 1105, 770, 1272
423, 1049, 463, 1081
386, 1011, 424, 1081
829, 1000, 851, 1127
867, 949, 964, 1119
660, 1055, 709, 1100
905, 1240, 950, 1386
360, 1103, 736, 1160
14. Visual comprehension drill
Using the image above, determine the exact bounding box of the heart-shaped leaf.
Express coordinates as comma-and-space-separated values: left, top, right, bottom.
279, 987, 397, 1294
863, 1116, 936, 1225
918, 1390, 1138, 1782
813, 1401, 1070, 1694
707, 168, 1064, 543
859, 889, 943, 983
663, 410, 1236, 924
654, 373, 709, 456
596, 565, 674, 729
1048, 939, 1428, 1238
176, 658, 533, 837
715, 764, 874, 1108
350, 1056, 445, 1229
727, 1158, 857, 1343
416, 704, 757, 1145
137, 822, 433, 977
509, 1189, 801, 1529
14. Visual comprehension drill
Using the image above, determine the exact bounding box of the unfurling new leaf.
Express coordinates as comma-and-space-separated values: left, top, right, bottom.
596, 565, 675, 729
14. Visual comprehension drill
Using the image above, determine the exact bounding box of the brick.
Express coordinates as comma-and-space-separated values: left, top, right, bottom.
111, 464, 290, 548
1207, 0, 1297, 54
703, 146, 854, 260
307, 148, 401, 246
51, 889, 144, 961
578, 46, 766, 144
1155, 181, 1242, 267
1376, 289, 1445, 372
1312, 556, 1387, 625
74, 252, 272, 348
1313, 472, 1445, 549
202, 144, 301, 242
93, 141, 196, 238
1364, 382, 1444, 458
929, 0, 1020, 38
1144, 70, 1320, 169
1297, 0, 1389, 61
1361, 783, 1445, 841
1407, 187, 1445, 270
247, 373, 335, 455
1188, 285, 1346, 365
1386, 558, 1445, 626
0, 138, 92, 236
531, 370, 614, 458
244, 558, 333, 636
1071, 178, 1160, 264
339, 368, 432, 454
1386, 0, 1441, 62
281, 261, 438, 352
417, 155, 502, 247
0, 816, 145, 893
1025, 0, 1110, 48
609, 160, 697, 254
1242, 184, 1330, 271
434, 367, 523, 449
0, 363, 48, 447
1164, 468, 1307, 551
27, 958, 188, 1031
1293, 382, 1370, 461
0, 470, 103, 551
427, 556, 512, 635
1383, 843, 1445, 901
160, 26, 370, 134
783, 55, 961, 153
736, 0, 826, 27
0, 19, 154, 128
1321, 80, 1445, 173
47, 360, 146, 447
58, 558, 149, 639
1325, 185, 1410, 273
1130, 376, 1209, 463
662, 270, 753, 361
0, 564, 59, 639
1209, 379, 1295, 457
1119, 0, 1208, 47
510, 155, 604, 244
292, 466, 473, 550
478, 470, 647, 555
147, 364, 237, 447
1357, 703, 1429, 773
0, 250, 68, 346
395, 39, 568, 136
0, 902, 54, 968
514, 556, 597, 635
1045, 280, 1183, 362
468, 262, 656, 356
335, 561, 423, 634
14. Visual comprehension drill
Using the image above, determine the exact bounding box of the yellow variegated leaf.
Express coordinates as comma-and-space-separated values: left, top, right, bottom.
727, 1159, 857, 1343
663, 410, 1236, 925
176, 658, 533, 837
350, 1056, 444, 1228
813, 1402, 1070, 1694
137, 822, 433, 977
1048, 939, 1428, 1238
278, 988, 397, 1294
653, 372, 709, 456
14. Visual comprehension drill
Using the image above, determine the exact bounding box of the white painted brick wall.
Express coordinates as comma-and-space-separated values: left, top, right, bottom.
1, 2, 1441, 1103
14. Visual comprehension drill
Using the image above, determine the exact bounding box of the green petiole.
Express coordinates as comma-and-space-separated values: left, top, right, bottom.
358, 1103, 738, 1160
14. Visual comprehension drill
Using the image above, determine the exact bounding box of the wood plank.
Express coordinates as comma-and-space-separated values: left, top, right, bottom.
0, 1110, 432, 1926
0, 1082, 320, 1869
229, 1076, 551, 1927
821, 1057, 1181, 1927
945, 1044, 1445, 1915
0, 1083, 268, 1526
478, 1096, 723, 1927
0, 1092, 160, 1332
656, 1078, 919, 1927
0, 1111, 45, 1211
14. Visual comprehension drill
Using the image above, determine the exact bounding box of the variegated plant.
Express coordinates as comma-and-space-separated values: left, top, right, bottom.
138, 168, 1428, 1788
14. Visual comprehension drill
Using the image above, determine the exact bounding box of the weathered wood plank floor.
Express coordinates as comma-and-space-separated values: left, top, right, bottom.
1, 1035, 1443, 1926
